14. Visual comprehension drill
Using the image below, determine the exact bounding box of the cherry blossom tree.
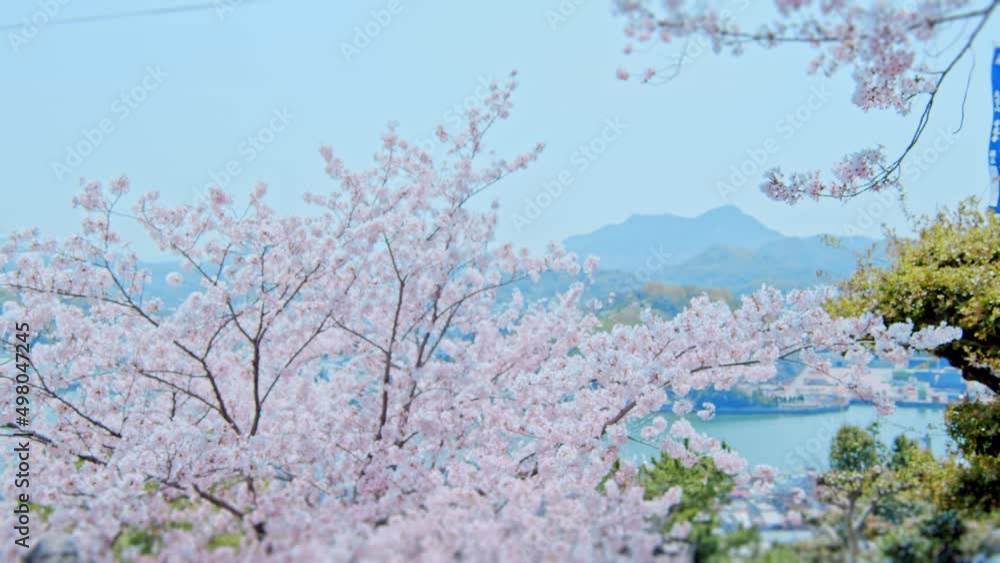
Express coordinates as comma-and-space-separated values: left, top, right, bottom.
0, 78, 959, 561
614, 0, 998, 202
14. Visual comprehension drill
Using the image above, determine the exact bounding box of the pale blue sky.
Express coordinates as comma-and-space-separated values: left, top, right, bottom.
2, 0, 998, 256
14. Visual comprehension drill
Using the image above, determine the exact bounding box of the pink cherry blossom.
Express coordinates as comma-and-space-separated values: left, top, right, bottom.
614, 0, 997, 202
0, 78, 959, 562
671, 399, 693, 416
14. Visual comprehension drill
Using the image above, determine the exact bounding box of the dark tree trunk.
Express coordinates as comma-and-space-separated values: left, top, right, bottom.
937, 348, 999, 394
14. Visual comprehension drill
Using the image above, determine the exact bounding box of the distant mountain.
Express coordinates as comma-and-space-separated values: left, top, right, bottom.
562, 207, 882, 296
563, 206, 786, 271
5, 207, 876, 313
660, 236, 878, 296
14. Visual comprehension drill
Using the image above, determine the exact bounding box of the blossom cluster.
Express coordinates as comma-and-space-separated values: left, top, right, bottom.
613, 0, 993, 201
0, 81, 959, 562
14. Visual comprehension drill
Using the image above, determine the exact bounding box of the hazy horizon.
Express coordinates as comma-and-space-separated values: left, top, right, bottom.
3, 0, 996, 258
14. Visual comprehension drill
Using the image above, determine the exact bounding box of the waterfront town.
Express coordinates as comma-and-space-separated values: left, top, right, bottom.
738, 353, 993, 414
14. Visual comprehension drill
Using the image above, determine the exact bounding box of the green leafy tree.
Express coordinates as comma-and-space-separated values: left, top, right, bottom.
882, 509, 966, 563
639, 450, 756, 562
870, 436, 931, 527
876, 400, 1000, 561
814, 410, 999, 562
828, 425, 879, 473
945, 399, 1000, 514
817, 425, 930, 563
832, 199, 1000, 393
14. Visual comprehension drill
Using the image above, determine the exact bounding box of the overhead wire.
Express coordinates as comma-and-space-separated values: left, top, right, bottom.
0, 1, 263, 32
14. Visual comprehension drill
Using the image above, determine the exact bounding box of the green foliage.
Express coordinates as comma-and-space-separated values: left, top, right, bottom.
817, 423, 945, 561
113, 526, 159, 560
596, 459, 620, 494
598, 281, 737, 330
207, 533, 244, 550
112, 521, 220, 561
27, 502, 54, 524
103, 476, 249, 560
639, 450, 756, 562
753, 538, 847, 563
752, 546, 803, 563
822, 414, 1000, 561
829, 425, 879, 472
832, 199, 1000, 393
945, 399, 1000, 513
874, 434, 957, 524
882, 510, 967, 563
640, 453, 732, 526
946, 399, 1000, 459
888, 435, 921, 471
922, 510, 967, 561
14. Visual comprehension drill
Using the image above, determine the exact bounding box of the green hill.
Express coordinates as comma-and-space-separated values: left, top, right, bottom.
562, 207, 883, 297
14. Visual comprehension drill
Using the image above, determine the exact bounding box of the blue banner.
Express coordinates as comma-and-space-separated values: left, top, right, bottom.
990, 47, 1000, 213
